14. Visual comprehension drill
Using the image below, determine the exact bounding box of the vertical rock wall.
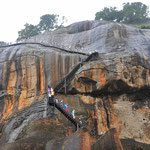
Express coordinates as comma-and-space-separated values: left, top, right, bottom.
0, 44, 86, 121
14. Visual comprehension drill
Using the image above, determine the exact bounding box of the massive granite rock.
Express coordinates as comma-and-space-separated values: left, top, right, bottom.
0, 20, 150, 149
0, 44, 85, 119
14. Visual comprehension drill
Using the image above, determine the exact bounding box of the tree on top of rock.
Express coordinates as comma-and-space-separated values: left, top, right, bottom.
38, 14, 59, 32
17, 23, 40, 41
122, 2, 149, 23
95, 7, 123, 22
95, 2, 149, 24
17, 14, 67, 41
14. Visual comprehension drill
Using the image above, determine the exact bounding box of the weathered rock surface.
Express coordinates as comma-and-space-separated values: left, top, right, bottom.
92, 128, 124, 150
0, 20, 150, 149
0, 44, 85, 119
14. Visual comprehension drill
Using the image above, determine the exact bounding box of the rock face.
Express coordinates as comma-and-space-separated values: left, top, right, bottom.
0, 20, 150, 150
92, 128, 124, 150
0, 44, 85, 119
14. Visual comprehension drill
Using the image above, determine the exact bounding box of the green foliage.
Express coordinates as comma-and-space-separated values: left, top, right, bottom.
38, 14, 59, 32
122, 2, 149, 23
134, 25, 150, 29
17, 14, 67, 41
95, 7, 123, 22
17, 23, 40, 41
95, 2, 149, 24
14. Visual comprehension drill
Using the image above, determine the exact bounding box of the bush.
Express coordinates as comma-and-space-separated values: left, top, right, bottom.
134, 25, 150, 29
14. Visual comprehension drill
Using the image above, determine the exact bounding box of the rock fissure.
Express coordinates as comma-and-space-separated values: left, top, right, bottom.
0, 42, 89, 56
102, 99, 110, 129
77, 67, 122, 75
64, 82, 150, 102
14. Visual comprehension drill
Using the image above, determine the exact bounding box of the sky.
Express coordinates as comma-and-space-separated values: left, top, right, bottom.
0, 0, 149, 42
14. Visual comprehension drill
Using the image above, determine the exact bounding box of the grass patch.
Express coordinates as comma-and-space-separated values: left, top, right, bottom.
133, 25, 150, 29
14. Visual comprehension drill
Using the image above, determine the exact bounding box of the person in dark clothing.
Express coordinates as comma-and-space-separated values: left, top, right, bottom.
47, 86, 55, 105
79, 118, 82, 126
51, 88, 55, 102
60, 100, 63, 108
91, 127, 96, 136
55, 98, 59, 104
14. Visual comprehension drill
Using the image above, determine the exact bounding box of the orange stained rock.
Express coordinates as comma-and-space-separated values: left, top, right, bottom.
96, 99, 108, 133
27, 66, 31, 90
18, 90, 27, 110
27, 61, 37, 91
85, 69, 93, 79
136, 106, 148, 112
2, 62, 7, 89
146, 69, 150, 86
2, 62, 17, 119
81, 131, 91, 150
68, 127, 73, 136
81, 96, 95, 104
7, 61, 17, 94
107, 96, 119, 129
100, 70, 107, 88
75, 75, 80, 89
82, 71, 85, 77
80, 72, 86, 92
93, 64, 99, 80
3, 95, 15, 119
90, 69, 93, 79
21, 61, 27, 88
39, 58, 45, 94
75, 74, 79, 81
18, 90, 39, 111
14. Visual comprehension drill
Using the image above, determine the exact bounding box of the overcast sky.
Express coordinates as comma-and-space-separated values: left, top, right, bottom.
0, 0, 149, 42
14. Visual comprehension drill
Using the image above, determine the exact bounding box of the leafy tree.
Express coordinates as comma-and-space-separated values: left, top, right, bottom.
17, 23, 40, 41
122, 2, 149, 23
95, 7, 122, 22
38, 14, 59, 32
95, 2, 149, 24
17, 14, 67, 41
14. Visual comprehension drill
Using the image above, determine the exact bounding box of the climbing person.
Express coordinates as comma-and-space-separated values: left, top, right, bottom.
91, 127, 96, 136
64, 104, 68, 113
60, 100, 63, 108
48, 85, 50, 91
55, 98, 59, 104
79, 57, 83, 62
79, 118, 82, 126
48, 92, 51, 98
48, 86, 51, 96
65, 105, 69, 113
47, 86, 52, 105
99, 131, 103, 136
51, 88, 55, 102
48, 86, 51, 94
71, 109, 75, 119
64, 104, 67, 109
